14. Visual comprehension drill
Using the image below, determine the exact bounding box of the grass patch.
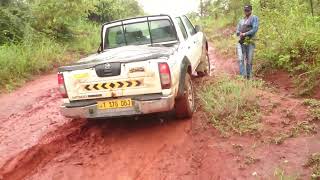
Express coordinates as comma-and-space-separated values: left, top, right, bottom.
303, 99, 320, 121
0, 37, 65, 91
198, 75, 263, 136
305, 153, 320, 179
244, 155, 260, 166
271, 121, 317, 145
0, 23, 99, 92
274, 168, 299, 180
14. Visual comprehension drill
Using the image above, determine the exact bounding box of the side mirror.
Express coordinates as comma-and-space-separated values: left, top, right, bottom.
195, 25, 202, 33
97, 43, 102, 53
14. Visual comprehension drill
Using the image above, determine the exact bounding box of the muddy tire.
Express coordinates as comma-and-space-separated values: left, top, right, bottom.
175, 73, 195, 119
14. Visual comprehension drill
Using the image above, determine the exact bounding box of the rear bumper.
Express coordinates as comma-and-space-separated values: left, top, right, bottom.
60, 95, 175, 119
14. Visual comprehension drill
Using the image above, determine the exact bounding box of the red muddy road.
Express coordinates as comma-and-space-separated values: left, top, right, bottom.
0, 45, 319, 180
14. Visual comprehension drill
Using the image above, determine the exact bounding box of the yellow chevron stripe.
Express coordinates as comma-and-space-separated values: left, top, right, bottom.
131, 80, 138, 87
123, 81, 129, 88
105, 83, 112, 89
97, 83, 103, 90
113, 82, 120, 89
84, 80, 143, 91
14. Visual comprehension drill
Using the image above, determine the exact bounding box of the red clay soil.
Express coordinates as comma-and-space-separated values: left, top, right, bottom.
262, 70, 295, 95
0, 44, 319, 180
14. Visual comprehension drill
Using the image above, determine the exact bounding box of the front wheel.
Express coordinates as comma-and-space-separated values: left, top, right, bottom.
175, 73, 195, 119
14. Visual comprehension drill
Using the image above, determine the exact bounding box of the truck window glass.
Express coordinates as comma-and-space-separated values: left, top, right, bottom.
106, 26, 126, 49
124, 22, 150, 45
182, 16, 196, 36
150, 20, 176, 43
105, 19, 178, 49
175, 17, 188, 40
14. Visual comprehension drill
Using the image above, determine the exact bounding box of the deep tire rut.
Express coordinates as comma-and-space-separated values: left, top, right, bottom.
1, 120, 87, 180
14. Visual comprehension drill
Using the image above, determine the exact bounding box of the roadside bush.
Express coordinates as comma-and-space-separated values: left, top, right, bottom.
198, 0, 320, 96
198, 76, 263, 136
89, 0, 143, 23
67, 22, 100, 54
253, 0, 320, 95
0, 7, 29, 45
0, 0, 142, 92
30, 0, 92, 41
0, 36, 65, 91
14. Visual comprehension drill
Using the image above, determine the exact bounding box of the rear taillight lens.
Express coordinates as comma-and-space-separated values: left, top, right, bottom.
158, 62, 171, 89
58, 73, 68, 98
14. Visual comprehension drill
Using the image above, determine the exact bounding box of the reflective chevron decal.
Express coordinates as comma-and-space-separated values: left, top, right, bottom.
84, 80, 143, 91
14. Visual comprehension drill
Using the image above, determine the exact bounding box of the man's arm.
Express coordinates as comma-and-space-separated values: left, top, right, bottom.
244, 16, 259, 36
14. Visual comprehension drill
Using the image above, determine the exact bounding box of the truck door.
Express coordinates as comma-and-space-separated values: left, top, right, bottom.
181, 16, 203, 72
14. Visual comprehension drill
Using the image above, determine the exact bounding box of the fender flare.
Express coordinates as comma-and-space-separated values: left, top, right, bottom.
177, 57, 191, 98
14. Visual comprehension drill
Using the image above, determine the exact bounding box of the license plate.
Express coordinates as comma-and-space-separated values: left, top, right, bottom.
97, 99, 132, 110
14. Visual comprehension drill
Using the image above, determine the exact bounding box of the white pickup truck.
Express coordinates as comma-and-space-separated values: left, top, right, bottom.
58, 14, 210, 119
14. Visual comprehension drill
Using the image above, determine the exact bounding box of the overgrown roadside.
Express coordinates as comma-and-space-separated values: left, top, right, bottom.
192, 17, 320, 178
0, 0, 143, 92
193, 0, 320, 98
196, 42, 320, 178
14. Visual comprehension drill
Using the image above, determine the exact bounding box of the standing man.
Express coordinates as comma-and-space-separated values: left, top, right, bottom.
236, 5, 259, 79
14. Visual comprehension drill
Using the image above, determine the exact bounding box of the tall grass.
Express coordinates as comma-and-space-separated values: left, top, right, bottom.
198, 75, 263, 136
0, 22, 99, 92
0, 37, 64, 91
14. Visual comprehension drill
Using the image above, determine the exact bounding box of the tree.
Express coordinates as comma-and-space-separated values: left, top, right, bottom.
0, 0, 31, 45
88, 0, 143, 23
30, 0, 93, 40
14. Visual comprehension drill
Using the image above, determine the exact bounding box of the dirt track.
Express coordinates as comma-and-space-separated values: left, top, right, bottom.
0, 44, 319, 180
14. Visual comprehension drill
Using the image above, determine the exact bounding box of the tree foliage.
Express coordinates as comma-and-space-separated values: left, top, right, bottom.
0, 0, 143, 44
0, 0, 144, 90
89, 0, 143, 23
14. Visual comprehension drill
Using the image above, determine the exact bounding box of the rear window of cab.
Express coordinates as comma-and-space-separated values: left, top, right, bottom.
105, 19, 177, 49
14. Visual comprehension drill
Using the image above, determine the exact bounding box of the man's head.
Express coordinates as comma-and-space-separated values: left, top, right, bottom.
244, 5, 252, 17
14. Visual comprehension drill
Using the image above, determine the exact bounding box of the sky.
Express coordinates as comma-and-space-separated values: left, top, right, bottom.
137, 0, 200, 15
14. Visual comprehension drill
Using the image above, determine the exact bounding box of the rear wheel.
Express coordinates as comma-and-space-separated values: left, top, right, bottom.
175, 73, 194, 119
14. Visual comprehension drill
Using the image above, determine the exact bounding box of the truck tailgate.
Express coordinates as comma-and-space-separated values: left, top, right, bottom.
63, 61, 162, 101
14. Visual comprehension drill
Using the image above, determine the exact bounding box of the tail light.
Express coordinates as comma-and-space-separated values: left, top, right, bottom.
158, 62, 171, 89
58, 73, 68, 98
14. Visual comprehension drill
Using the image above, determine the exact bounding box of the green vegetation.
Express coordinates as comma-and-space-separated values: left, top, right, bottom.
303, 99, 320, 121
271, 121, 317, 145
196, 0, 320, 96
0, 0, 143, 92
198, 75, 263, 136
305, 153, 320, 179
